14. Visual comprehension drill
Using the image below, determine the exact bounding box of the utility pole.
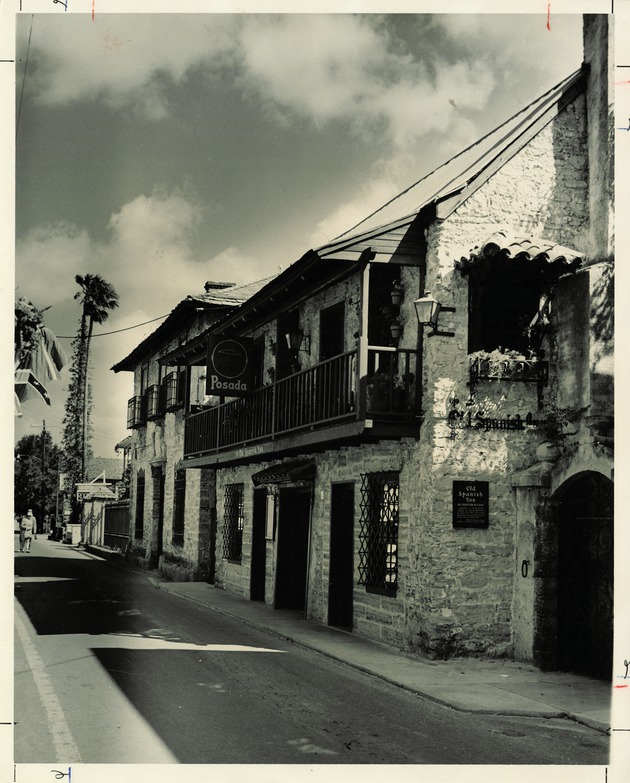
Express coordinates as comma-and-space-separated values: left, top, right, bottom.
40, 420, 47, 533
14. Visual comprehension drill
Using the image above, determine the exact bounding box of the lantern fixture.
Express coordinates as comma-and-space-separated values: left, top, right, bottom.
413, 292, 456, 337
285, 330, 311, 355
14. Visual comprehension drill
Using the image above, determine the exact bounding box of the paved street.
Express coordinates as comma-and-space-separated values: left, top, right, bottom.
14, 537, 609, 764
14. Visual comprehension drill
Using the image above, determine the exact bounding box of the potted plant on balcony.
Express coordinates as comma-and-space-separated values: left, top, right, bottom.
467, 348, 548, 407
468, 348, 538, 377
366, 370, 413, 413
389, 314, 404, 340
390, 280, 404, 306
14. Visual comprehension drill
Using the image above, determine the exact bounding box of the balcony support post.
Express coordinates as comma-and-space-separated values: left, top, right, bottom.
357, 261, 371, 419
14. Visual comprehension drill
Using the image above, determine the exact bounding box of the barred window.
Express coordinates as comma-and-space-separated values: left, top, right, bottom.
358, 472, 399, 593
223, 483, 244, 562
172, 468, 186, 546
134, 470, 145, 540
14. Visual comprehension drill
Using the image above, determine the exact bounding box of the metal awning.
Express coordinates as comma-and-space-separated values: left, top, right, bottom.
251, 459, 316, 486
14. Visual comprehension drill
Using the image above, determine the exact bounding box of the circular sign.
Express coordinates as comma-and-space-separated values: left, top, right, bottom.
211, 339, 249, 379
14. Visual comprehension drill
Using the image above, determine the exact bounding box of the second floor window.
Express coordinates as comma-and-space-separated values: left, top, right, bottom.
172, 468, 186, 546
134, 470, 145, 540
223, 483, 244, 562
140, 362, 149, 395
467, 259, 548, 355
358, 471, 400, 593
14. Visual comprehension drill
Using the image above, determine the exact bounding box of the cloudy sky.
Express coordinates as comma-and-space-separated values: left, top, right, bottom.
12, 9, 586, 458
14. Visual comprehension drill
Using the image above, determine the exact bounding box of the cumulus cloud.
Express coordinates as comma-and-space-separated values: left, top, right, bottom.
16, 188, 208, 315
201, 247, 268, 287
309, 179, 402, 247
237, 15, 496, 149
15, 187, 227, 452
22, 14, 542, 153
23, 15, 239, 118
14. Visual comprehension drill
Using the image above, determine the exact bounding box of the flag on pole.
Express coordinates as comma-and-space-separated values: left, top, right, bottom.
14, 321, 68, 416
14, 368, 51, 405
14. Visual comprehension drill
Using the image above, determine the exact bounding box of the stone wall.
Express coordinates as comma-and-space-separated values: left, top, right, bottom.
126, 313, 218, 580
400, 91, 591, 658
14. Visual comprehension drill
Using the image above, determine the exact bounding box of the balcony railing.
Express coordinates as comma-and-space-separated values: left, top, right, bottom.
184, 348, 420, 459
127, 396, 143, 429
144, 384, 163, 420
162, 371, 185, 411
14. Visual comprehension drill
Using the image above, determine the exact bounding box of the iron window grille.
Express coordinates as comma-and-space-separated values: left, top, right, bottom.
223, 483, 245, 562
358, 471, 400, 593
134, 470, 145, 540
172, 468, 186, 546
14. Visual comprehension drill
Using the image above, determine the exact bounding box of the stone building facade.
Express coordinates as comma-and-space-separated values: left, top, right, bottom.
112, 279, 274, 581
115, 17, 613, 679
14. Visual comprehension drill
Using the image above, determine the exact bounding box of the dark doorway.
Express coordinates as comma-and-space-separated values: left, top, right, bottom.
319, 302, 345, 361
250, 490, 267, 602
274, 488, 311, 610
367, 263, 402, 346
328, 483, 355, 628
251, 336, 265, 390
557, 472, 614, 680
150, 465, 165, 566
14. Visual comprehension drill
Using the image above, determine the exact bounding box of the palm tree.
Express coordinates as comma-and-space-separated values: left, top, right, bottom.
74, 274, 119, 480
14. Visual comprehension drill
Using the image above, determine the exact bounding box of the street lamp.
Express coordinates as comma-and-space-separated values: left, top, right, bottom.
414, 292, 456, 337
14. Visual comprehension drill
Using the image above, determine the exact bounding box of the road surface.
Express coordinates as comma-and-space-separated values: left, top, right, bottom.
14, 537, 609, 765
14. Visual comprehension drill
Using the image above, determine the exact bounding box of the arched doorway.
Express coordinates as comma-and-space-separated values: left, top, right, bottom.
556, 472, 613, 679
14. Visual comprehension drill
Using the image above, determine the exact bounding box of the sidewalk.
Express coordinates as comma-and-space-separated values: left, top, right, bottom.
148, 576, 612, 734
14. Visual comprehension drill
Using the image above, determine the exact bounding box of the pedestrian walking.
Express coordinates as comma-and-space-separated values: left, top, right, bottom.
19, 509, 37, 553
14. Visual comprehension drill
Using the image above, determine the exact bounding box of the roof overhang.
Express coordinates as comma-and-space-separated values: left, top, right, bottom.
160, 332, 209, 367
162, 250, 363, 366
111, 299, 231, 372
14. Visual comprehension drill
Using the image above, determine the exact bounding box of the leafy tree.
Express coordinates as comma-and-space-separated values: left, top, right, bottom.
61, 335, 93, 514
61, 274, 119, 519
119, 463, 131, 500
14, 433, 63, 527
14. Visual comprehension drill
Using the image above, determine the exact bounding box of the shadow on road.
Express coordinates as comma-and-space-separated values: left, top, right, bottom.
15, 552, 144, 637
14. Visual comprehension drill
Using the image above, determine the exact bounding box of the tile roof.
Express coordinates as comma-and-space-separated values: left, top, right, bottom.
115, 435, 132, 451
189, 276, 278, 307
457, 230, 584, 272
314, 68, 585, 260
87, 456, 124, 481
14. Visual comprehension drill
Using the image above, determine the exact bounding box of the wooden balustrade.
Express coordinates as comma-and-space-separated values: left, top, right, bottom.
182, 348, 418, 458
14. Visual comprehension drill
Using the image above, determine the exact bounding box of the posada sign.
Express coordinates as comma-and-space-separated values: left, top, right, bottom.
206, 336, 254, 397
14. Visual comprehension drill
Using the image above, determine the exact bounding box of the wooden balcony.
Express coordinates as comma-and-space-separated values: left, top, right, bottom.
183, 348, 421, 465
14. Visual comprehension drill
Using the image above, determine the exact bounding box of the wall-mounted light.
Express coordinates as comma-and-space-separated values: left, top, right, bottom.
285, 330, 311, 355
413, 291, 456, 337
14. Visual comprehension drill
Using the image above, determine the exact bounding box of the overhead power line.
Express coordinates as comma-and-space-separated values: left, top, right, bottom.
16, 15, 34, 137
57, 313, 170, 339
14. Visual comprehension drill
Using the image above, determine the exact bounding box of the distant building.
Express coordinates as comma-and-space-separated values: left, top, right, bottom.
113, 17, 613, 678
